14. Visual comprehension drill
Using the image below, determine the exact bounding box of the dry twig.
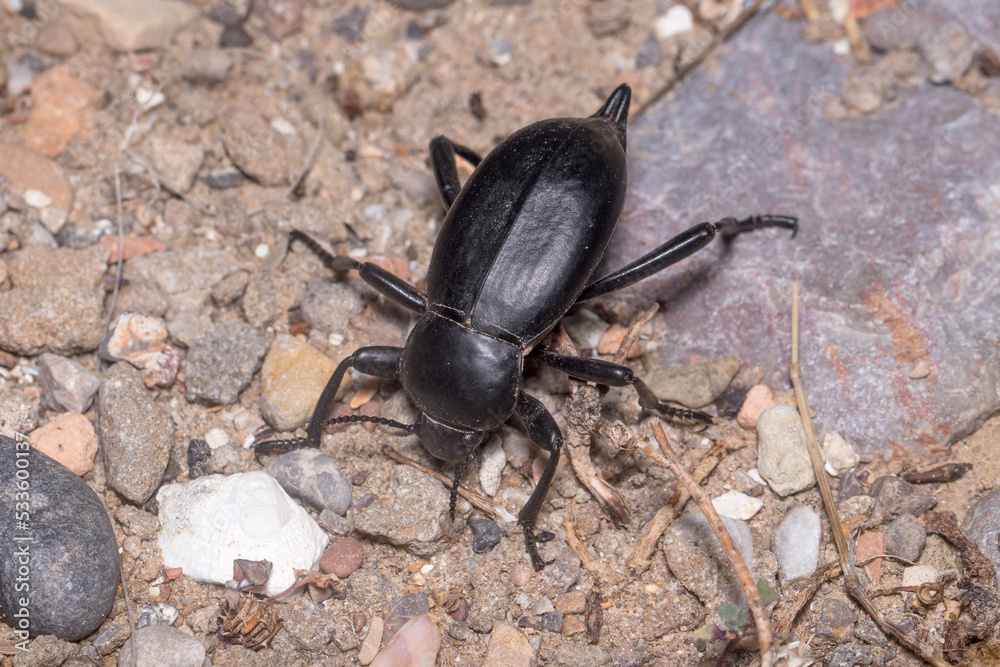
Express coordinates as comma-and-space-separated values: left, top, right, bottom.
788, 284, 949, 667
627, 438, 730, 572
563, 502, 621, 584
641, 422, 775, 667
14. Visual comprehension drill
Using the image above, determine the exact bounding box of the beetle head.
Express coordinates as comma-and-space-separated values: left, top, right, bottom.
414, 412, 485, 463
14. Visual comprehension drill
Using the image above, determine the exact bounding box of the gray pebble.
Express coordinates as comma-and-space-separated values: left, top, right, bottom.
347, 567, 397, 616
470, 519, 503, 554
166, 308, 214, 349
203, 168, 244, 190
118, 625, 206, 667
242, 268, 305, 328
181, 49, 234, 85
0, 389, 39, 435
636, 32, 663, 69
124, 247, 241, 298
354, 466, 449, 557
918, 20, 978, 84
861, 9, 943, 52
0, 245, 107, 356
815, 597, 857, 641
838, 471, 865, 500
318, 508, 351, 535
828, 642, 876, 667
210, 269, 250, 306
644, 356, 740, 409
0, 435, 120, 641
223, 111, 291, 186
869, 475, 936, 522
854, 618, 888, 646
184, 321, 269, 406
383, 592, 430, 645
387, 0, 454, 9
141, 137, 204, 194
756, 405, 815, 496
186, 439, 210, 479
136, 603, 178, 629
542, 611, 564, 633
265, 449, 352, 515
448, 621, 470, 640
333, 7, 368, 42
300, 280, 362, 334
962, 488, 1000, 582
98, 363, 173, 503
884, 514, 927, 562
539, 542, 582, 593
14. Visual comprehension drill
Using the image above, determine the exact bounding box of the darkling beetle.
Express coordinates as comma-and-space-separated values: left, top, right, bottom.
256, 84, 797, 570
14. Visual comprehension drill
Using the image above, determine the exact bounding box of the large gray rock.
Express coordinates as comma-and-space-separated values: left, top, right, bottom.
611, 9, 1000, 454
0, 435, 119, 641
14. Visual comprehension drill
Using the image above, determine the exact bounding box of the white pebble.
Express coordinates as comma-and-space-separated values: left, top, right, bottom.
822, 430, 859, 476
747, 468, 766, 486
478, 435, 506, 497
712, 491, 763, 521
254, 243, 270, 259
23, 189, 53, 209
370, 614, 441, 667
902, 565, 938, 587
204, 427, 229, 449
135, 86, 165, 110
270, 117, 297, 136
773, 506, 821, 580
655, 5, 694, 39
157, 471, 329, 596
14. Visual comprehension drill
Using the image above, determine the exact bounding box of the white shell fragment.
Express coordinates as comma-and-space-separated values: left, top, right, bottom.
712, 491, 764, 521
822, 430, 860, 477
157, 472, 329, 596
655, 5, 694, 39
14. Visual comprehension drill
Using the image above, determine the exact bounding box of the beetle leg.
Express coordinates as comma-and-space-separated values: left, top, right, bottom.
534, 350, 713, 424
449, 450, 477, 521
254, 346, 403, 462
576, 215, 798, 303
429, 136, 483, 210
289, 230, 427, 314
515, 391, 562, 570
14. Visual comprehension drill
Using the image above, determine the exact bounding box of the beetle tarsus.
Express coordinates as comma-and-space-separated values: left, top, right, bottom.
715, 214, 799, 240
523, 524, 556, 570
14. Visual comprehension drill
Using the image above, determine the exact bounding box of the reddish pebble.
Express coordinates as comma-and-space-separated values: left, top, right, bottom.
596, 324, 642, 358
737, 384, 778, 429
509, 562, 533, 588
450, 598, 469, 622
856, 530, 886, 583
320, 537, 365, 578
99, 235, 166, 263
29, 412, 98, 476
555, 591, 587, 614
561, 615, 586, 637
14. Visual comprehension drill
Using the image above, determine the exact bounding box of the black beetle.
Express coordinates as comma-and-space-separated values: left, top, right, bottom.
257, 84, 796, 569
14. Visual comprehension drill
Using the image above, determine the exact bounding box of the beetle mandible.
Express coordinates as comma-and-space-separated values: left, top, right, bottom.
256, 84, 797, 569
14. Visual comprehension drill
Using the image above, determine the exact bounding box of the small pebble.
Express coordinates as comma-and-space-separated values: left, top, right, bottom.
359, 616, 384, 665
203, 168, 244, 189
712, 491, 763, 521
448, 621, 470, 640
562, 615, 586, 636
187, 439, 211, 479
265, 448, 352, 515
318, 509, 352, 536
354, 467, 449, 556
509, 562, 533, 588
773, 505, 821, 580
260, 335, 342, 431
908, 359, 932, 379
737, 385, 777, 429
181, 50, 234, 85
815, 598, 857, 642
644, 356, 740, 409
884, 514, 927, 562
135, 603, 178, 629
822, 430, 860, 476
118, 625, 205, 667
542, 611, 564, 633
320, 537, 365, 578
24, 188, 52, 208
962, 488, 1000, 581
855, 530, 886, 583
869, 475, 937, 522
36, 19, 79, 56
555, 591, 587, 614
655, 5, 693, 39
756, 405, 815, 496
918, 20, 978, 84
481, 622, 534, 667
28, 412, 98, 477
828, 643, 876, 667
478, 436, 506, 497
370, 613, 440, 667
901, 565, 938, 587
35, 353, 100, 414
470, 519, 503, 554
185, 321, 270, 406
334, 7, 368, 42
664, 512, 754, 606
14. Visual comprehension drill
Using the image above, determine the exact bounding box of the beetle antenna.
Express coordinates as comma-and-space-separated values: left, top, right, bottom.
322, 414, 415, 433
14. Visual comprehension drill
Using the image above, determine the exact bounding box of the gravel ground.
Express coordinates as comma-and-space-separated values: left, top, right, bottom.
1, 0, 999, 666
